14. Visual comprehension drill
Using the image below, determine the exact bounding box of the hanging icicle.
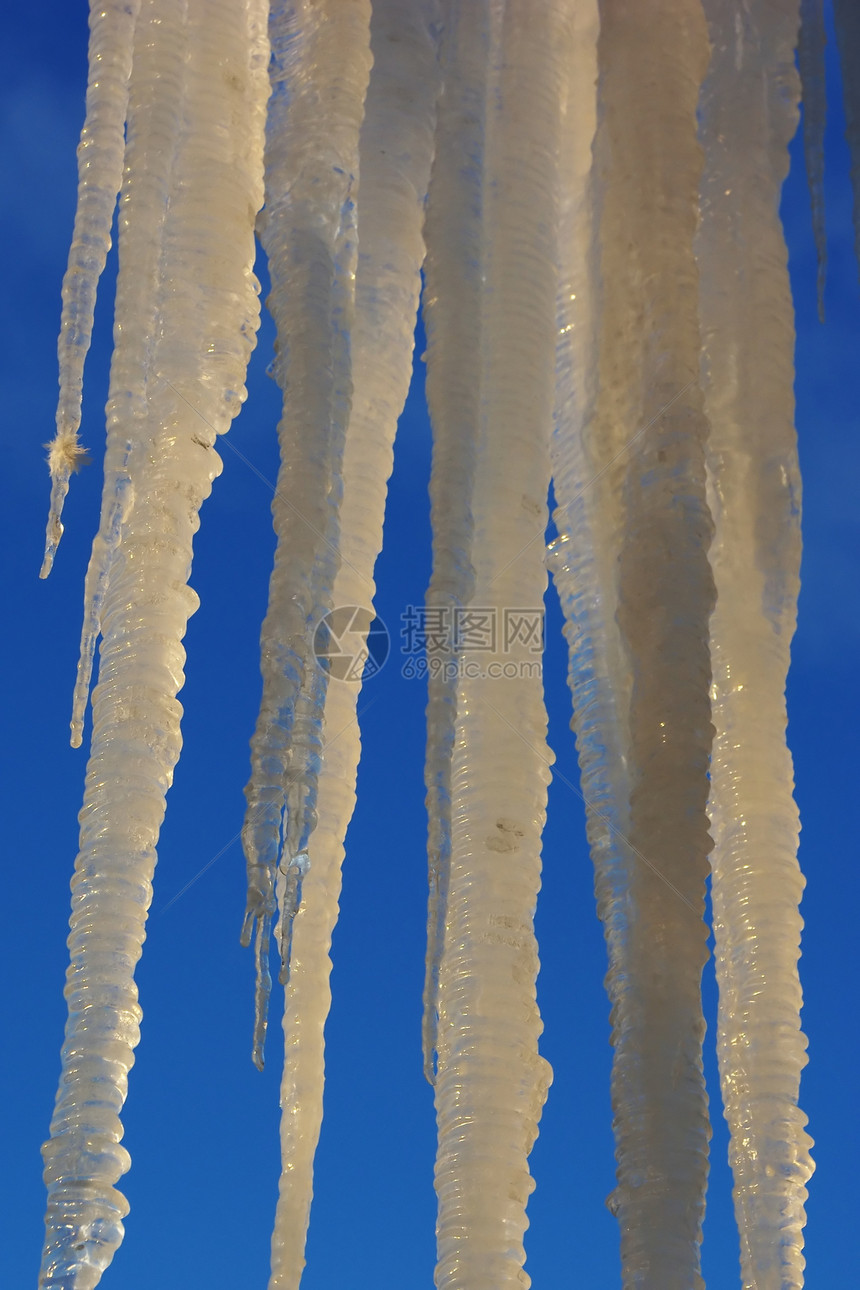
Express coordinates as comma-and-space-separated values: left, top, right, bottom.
798, 0, 828, 320
420, 0, 487, 1088
833, 0, 860, 269
428, 2, 569, 1285
586, 2, 716, 1284
240, 0, 372, 1066
262, 3, 440, 1285
41, 0, 141, 578
697, 3, 814, 1286
38, 2, 269, 1285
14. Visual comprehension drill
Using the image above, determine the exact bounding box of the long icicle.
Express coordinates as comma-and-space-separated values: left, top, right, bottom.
420, 0, 488, 1086
589, 3, 715, 1284
265, 4, 441, 1285
41, 0, 141, 578
798, 0, 828, 320
697, 4, 814, 1286
833, 0, 860, 272
69, 0, 190, 749
241, 0, 372, 1070
431, 2, 569, 1285
39, 1, 269, 1285
546, 0, 641, 1238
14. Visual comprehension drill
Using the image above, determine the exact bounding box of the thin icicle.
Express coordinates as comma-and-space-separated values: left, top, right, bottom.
549, 6, 644, 1157
799, 0, 828, 320
272, 185, 359, 991
41, 0, 141, 578
70, 456, 133, 748
698, 4, 814, 1286
241, 0, 371, 1071
420, 0, 488, 1086
589, 3, 716, 1284
276, 651, 327, 983
547, 0, 650, 1246
833, 0, 860, 271
430, 3, 569, 1286
266, 4, 440, 1286
39, 1, 268, 1284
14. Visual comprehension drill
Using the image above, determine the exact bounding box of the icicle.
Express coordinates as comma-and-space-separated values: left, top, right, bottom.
41, 0, 141, 578
833, 0, 860, 272
798, 0, 828, 320
277, 657, 326, 983
420, 0, 488, 1086
39, 1, 269, 1284
70, 454, 133, 748
241, 0, 371, 1070
549, 0, 642, 1158
587, 3, 716, 1285
547, 0, 644, 1252
697, 3, 814, 1286
67, 0, 190, 744
429, 2, 569, 1285
265, 4, 440, 1286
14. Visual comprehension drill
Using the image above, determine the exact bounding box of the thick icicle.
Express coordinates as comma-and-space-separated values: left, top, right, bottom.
798, 0, 827, 320
41, 0, 141, 578
265, 4, 440, 1286
241, 0, 371, 1069
420, 0, 488, 1086
429, 3, 568, 1285
697, 4, 814, 1286
833, 0, 860, 270
39, 2, 269, 1284
68, 0, 190, 748
587, 3, 716, 1284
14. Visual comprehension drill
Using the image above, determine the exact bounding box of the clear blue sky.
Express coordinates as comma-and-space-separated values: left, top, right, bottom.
2, 4, 858, 1286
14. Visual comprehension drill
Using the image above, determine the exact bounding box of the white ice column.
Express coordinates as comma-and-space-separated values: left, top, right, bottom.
70, 0, 190, 750
421, 0, 489, 1085
241, 0, 372, 1063
698, 4, 814, 1287
260, 3, 440, 1286
39, 2, 268, 1285
798, 0, 827, 318
548, 0, 638, 1089
833, 0, 860, 268
430, 3, 569, 1286
589, 3, 715, 1285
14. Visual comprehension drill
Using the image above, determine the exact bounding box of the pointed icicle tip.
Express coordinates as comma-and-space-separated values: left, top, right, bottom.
40, 432, 91, 579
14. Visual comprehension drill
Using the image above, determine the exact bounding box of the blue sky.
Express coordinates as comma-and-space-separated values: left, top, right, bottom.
2, 3, 859, 1287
